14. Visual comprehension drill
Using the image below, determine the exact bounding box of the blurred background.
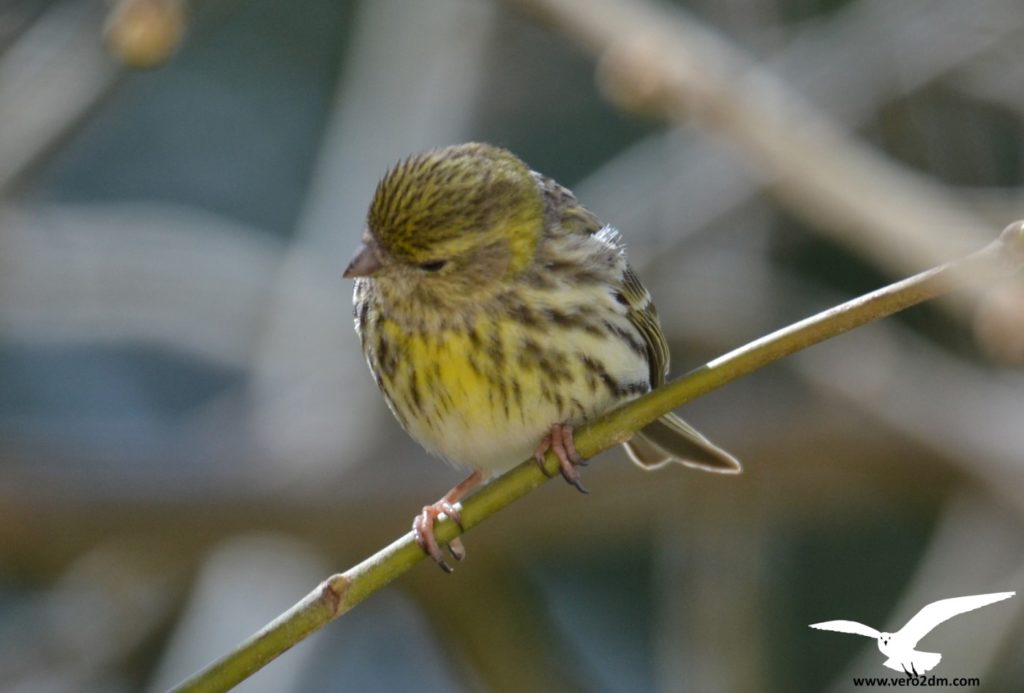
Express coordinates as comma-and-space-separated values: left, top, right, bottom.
2, 0, 1023, 690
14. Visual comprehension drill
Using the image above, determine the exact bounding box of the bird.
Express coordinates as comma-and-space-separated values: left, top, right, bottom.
810, 591, 1015, 675
343, 142, 741, 571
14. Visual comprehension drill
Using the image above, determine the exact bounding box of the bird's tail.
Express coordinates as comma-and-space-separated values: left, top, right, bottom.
913, 652, 942, 674
623, 412, 741, 473
886, 652, 941, 675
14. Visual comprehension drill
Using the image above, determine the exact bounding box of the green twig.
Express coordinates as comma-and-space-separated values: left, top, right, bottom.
171, 222, 1023, 693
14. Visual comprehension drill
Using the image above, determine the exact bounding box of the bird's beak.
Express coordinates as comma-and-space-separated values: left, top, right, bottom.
343, 241, 383, 278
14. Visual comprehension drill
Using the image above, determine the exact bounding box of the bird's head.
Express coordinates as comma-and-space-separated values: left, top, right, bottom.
344, 143, 544, 308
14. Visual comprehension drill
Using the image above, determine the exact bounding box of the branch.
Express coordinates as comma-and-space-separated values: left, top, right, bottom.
170, 222, 1024, 692
506, 0, 993, 280
0, 2, 121, 195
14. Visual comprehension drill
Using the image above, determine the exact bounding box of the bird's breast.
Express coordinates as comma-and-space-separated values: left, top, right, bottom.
362, 291, 650, 474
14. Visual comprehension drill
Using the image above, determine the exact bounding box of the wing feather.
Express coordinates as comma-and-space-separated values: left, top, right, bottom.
536, 172, 740, 472
895, 592, 1015, 648
620, 265, 668, 387
809, 620, 881, 639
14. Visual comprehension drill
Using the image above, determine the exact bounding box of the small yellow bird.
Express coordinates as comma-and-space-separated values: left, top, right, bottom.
345, 143, 740, 571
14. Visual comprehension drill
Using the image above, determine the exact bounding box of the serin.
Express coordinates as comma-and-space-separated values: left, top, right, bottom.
345, 143, 740, 571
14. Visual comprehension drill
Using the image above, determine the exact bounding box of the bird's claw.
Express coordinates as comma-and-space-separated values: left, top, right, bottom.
534, 423, 589, 494
447, 536, 466, 562
413, 500, 466, 572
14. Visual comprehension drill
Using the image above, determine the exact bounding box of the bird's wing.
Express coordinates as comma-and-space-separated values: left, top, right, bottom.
895, 592, 1015, 648
535, 173, 670, 386
536, 173, 737, 472
619, 263, 669, 387
809, 620, 881, 638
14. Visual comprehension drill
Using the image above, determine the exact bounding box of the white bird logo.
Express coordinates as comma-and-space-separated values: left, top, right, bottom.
810, 591, 1015, 675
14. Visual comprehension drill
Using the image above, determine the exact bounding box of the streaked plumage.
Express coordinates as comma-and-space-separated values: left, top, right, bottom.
345, 143, 740, 569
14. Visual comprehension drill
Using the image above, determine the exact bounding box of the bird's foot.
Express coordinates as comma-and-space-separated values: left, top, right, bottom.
412, 470, 481, 573
534, 423, 589, 494
413, 501, 464, 573
901, 663, 920, 679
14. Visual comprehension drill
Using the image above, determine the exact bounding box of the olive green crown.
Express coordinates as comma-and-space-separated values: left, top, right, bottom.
368, 143, 543, 264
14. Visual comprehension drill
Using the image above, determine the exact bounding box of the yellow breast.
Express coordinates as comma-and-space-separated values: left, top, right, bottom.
371, 306, 649, 474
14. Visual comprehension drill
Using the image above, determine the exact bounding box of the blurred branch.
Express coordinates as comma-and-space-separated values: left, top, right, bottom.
793, 298, 1024, 512
0, 204, 284, 369
170, 225, 1024, 692
576, 0, 1024, 269
0, 1, 121, 196
773, 0, 1024, 124
951, 38, 1024, 119
0, 1, 47, 55
962, 187, 1024, 229
504, 0, 998, 280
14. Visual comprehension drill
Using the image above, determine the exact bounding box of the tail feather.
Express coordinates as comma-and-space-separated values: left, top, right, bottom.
883, 652, 941, 675
623, 413, 741, 474
914, 652, 941, 674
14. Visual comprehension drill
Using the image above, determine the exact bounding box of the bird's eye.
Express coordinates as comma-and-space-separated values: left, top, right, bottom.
419, 260, 447, 272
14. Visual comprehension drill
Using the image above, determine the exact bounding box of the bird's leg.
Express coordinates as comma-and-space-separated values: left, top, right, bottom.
413, 470, 483, 573
534, 423, 589, 494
